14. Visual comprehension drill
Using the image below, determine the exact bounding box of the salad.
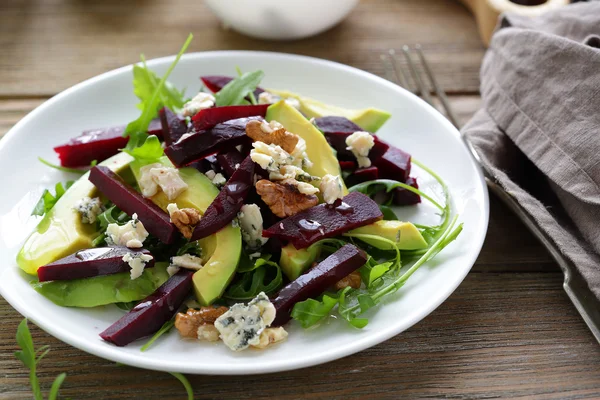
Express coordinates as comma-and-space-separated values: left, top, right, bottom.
17, 35, 462, 353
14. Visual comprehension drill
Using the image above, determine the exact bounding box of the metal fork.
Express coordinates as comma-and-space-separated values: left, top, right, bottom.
381, 45, 600, 345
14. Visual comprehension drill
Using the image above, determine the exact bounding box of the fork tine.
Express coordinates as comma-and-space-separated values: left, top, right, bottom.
380, 54, 397, 84
415, 44, 460, 128
401, 45, 433, 106
387, 49, 412, 91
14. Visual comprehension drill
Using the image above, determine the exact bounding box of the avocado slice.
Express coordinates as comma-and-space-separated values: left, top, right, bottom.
268, 89, 391, 133
266, 101, 348, 195
32, 262, 169, 307
17, 152, 134, 275
280, 242, 321, 281
348, 220, 428, 250
130, 157, 242, 306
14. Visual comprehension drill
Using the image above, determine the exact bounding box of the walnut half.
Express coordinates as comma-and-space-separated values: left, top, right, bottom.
334, 271, 362, 290
175, 306, 228, 338
255, 179, 318, 218
169, 207, 201, 239
246, 119, 299, 154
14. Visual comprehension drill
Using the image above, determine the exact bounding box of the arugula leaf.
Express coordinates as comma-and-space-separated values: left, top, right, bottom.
125, 33, 193, 150
133, 61, 186, 115
15, 319, 66, 400
31, 181, 74, 217
349, 179, 444, 212
38, 157, 89, 174
359, 259, 393, 288
141, 319, 175, 352
169, 372, 194, 400
291, 292, 340, 328
215, 70, 264, 107
123, 135, 164, 161
176, 240, 203, 257
379, 204, 398, 220
224, 258, 282, 300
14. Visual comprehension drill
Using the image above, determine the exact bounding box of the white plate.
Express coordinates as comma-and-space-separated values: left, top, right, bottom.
0, 51, 488, 375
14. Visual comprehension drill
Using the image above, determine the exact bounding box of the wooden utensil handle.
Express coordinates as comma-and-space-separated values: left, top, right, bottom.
458, 0, 569, 46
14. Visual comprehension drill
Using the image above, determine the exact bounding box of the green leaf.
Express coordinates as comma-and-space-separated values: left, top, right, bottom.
15, 319, 35, 369
48, 373, 67, 400
124, 33, 193, 151
176, 240, 203, 257
224, 258, 282, 300
359, 260, 393, 288
132, 63, 186, 114
141, 319, 175, 352
215, 70, 264, 107
31, 181, 74, 217
38, 157, 88, 174
169, 372, 194, 400
291, 293, 340, 328
378, 205, 398, 220
115, 301, 137, 311
348, 179, 444, 212
123, 135, 164, 161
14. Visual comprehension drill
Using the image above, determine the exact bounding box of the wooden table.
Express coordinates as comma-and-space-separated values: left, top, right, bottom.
2, 0, 600, 398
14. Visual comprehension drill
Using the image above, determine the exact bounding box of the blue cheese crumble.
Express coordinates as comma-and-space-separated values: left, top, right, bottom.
346, 131, 375, 168
238, 204, 268, 250
105, 213, 149, 248
122, 252, 153, 280
214, 292, 278, 351
139, 163, 188, 201
73, 196, 103, 224
182, 92, 215, 117
171, 254, 204, 270
319, 174, 344, 204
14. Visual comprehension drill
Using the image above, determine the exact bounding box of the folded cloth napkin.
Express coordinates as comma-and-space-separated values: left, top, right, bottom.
462, 2, 600, 298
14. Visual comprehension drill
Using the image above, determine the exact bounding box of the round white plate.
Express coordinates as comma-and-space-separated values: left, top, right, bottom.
0, 51, 488, 375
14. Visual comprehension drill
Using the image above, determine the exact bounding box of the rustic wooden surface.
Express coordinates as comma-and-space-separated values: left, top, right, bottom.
2, 0, 599, 399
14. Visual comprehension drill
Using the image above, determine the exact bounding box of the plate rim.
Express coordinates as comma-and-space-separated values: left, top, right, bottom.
0, 50, 489, 375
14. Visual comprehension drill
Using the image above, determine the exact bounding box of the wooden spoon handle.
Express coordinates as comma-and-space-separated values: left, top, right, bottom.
457, 0, 570, 46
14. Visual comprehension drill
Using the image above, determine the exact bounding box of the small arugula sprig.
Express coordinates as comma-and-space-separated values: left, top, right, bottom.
123, 134, 164, 162
349, 178, 444, 212
224, 254, 283, 300
31, 181, 74, 217
38, 157, 97, 175
215, 69, 264, 107
14, 319, 66, 400
124, 34, 193, 151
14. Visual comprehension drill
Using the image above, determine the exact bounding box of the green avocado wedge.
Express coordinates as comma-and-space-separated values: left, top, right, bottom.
280, 242, 321, 281
32, 262, 169, 307
130, 157, 242, 306
268, 89, 391, 133
17, 152, 134, 275
266, 100, 348, 195
348, 220, 428, 250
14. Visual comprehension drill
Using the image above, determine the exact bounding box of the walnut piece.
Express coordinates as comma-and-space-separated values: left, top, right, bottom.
175, 306, 228, 338
170, 207, 201, 239
255, 179, 318, 218
334, 271, 362, 290
246, 119, 299, 154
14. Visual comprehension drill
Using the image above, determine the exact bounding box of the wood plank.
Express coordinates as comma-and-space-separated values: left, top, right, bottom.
0, 0, 484, 97
0, 273, 596, 399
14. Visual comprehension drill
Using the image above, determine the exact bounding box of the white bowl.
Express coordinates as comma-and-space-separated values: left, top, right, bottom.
204, 0, 360, 40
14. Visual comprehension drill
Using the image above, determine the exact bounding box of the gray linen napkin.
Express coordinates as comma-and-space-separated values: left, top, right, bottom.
462, 2, 600, 298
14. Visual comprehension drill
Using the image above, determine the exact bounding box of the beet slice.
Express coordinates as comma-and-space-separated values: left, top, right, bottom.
159, 107, 188, 146
37, 247, 154, 282
339, 160, 357, 171
190, 154, 221, 174
216, 149, 245, 178
201, 75, 265, 98
53, 119, 162, 168
272, 244, 367, 326
346, 166, 379, 187
164, 116, 260, 167
373, 146, 412, 183
314, 116, 364, 134
89, 166, 178, 244
192, 104, 269, 131
99, 269, 193, 346
190, 155, 255, 241
263, 192, 383, 249
393, 177, 421, 205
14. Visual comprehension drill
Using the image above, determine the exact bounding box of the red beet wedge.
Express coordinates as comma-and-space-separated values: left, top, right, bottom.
201, 75, 265, 98
373, 146, 412, 183
346, 166, 379, 187
313, 116, 363, 134
53, 119, 162, 168
89, 166, 178, 244
192, 104, 269, 131
272, 244, 367, 326
100, 269, 194, 346
263, 192, 383, 249
393, 177, 421, 205
216, 149, 245, 178
339, 160, 357, 171
165, 116, 260, 167
37, 247, 154, 282
190, 155, 255, 241
159, 107, 188, 146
